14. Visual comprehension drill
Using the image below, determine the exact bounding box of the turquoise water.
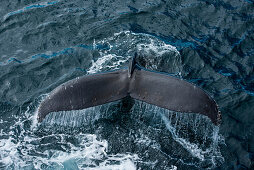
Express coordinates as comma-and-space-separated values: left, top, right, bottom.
0, 0, 253, 169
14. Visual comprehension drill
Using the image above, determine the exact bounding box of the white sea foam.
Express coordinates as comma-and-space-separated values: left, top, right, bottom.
87, 54, 128, 74
0, 114, 139, 169
87, 31, 181, 74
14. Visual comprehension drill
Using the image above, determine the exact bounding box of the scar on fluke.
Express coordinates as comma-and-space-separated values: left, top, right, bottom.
38, 53, 221, 125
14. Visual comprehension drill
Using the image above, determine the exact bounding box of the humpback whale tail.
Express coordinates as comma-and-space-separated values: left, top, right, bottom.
38, 54, 221, 125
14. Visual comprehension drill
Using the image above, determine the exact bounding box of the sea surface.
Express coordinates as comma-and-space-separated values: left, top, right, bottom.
0, 0, 254, 169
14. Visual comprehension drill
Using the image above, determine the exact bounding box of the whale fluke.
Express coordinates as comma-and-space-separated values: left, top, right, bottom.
38, 55, 221, 125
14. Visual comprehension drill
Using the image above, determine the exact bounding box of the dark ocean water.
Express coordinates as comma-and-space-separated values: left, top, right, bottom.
0, 0, 254, 169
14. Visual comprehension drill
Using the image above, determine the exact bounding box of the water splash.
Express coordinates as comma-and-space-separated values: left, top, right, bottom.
0, 31, 223, 169
141, 103, 225, 167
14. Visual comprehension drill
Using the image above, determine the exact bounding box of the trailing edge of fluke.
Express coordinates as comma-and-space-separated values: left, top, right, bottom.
37, 54, 221, 125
